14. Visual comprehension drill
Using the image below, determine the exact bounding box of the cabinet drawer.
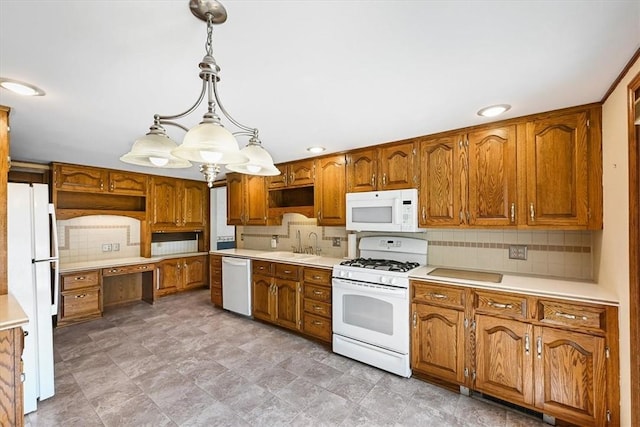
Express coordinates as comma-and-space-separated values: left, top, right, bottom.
537, 300, 606, 332
274, 263, 301, 280
474, 290, 527, 319
252, 260, 273, 276
102, 263, 154, 277
411, 281, 464, 309
61, 288, 101, 318
303, 312, 332, 342
304, 284, 331, 303
303, 299, 331, 318
61, 270, 100, 291
303, 268, 332, 285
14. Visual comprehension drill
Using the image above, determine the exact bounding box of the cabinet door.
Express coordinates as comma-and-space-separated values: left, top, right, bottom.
315, 155, 346, 226
273, 279, 301, 331
379, 141, 418, 190
182, 180, 208, 228
226, 173, 244, 225
525, 112, 589, 227
468, 126, 517, 226
183, 256, 207, 289
347, 147, 378, 192
411, 303, 465, 384
54, 164, 107, 192
0, 327, 24, 427
151, 177, 180, 228
475, 315, 534, 406
534, 327, 606, 426
418, 135, 462, 227
158, 258, 181, 296
252, 274, 273, 322
244, 175, 268, 225
108, 171, 147, 196
288, 160, 315, 187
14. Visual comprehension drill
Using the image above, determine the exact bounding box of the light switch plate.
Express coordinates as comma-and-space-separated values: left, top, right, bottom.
508, 244, 528, 260
333, 237, 341, 247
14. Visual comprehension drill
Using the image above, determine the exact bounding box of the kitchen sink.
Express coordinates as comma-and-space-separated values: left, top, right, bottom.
257, 251, 321, 261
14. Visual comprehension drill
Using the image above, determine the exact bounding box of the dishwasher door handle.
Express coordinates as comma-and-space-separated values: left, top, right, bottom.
222, 257, 250, 267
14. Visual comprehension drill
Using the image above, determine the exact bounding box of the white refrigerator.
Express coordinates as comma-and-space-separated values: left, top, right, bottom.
7, 183, 59, 414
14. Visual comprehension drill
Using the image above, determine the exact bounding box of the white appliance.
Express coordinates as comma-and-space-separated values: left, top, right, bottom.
222, 257, 251, 316
210, 186, 235, 250
332, 236, 427, 378
7, 183, 58, 414
346, 189, 424, 232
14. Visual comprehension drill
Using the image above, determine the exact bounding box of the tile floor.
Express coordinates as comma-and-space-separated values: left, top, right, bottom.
26, 289, 548, 426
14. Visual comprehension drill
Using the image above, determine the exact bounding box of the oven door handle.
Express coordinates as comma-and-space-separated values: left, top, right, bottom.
332, 278, 407, 297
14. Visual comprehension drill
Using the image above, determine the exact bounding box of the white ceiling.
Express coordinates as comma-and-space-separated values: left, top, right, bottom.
0, 1, 638, 182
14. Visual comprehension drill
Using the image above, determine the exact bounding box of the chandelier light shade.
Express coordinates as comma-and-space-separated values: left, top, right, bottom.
120, 0, 279, 186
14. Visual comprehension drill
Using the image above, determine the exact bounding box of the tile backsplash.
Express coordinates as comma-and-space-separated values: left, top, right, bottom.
57, 215, 140, 263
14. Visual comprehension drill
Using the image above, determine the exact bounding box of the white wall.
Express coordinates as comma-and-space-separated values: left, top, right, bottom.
596, 56, 640, 427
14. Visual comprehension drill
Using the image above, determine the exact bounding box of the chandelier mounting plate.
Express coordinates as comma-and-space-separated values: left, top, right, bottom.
189, 0, 227, 24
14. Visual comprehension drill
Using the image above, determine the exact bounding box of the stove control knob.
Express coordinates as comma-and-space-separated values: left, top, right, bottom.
389, 278, 397, 285
380, 276, 388, 284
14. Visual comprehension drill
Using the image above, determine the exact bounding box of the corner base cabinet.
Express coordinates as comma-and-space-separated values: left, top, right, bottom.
410, 280, 618, 426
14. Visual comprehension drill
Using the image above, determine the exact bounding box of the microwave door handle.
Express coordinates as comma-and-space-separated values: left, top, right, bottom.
394, 198, 403, 225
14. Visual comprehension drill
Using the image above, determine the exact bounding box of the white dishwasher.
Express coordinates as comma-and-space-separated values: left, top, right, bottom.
222, 257, 252, 316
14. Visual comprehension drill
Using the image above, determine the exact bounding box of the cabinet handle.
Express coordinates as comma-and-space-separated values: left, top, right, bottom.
510, 203, 516, 223
311, 320, 323, 326
536, 336, 542, 359
429, 292, 447, 299
283, 270, 292, 274
554, 311, 588, 321
138, 266, 148, 270
100, 180, 104, 190
313, 305, 323, 311
370, 174, 375, 187
412, 311, 417, 328
524, 334, 530, 355
75, 294, 86, 299
20, 373, 25, 383
458, 139, 463, 149
317, 210, 322, 220
74, 276, 86, 281
382, 173, 387, 186
313, 290, 323, 296
466, 211, 470, 223
459, 210, 464, 223
290, 173, 295, 185
312, 275, 322, 280
421, 206, 426, 221
109, 181, 115, 191
529, 203, 535, 221
488, 301, 513, 309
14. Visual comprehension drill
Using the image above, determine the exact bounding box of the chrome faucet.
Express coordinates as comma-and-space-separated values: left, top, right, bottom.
309, 232, 319, 255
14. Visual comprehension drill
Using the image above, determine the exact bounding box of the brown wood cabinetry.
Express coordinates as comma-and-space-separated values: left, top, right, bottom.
226, 173, 271, 225
58, 269, 102, 326
268, 160, 315, 189
301, 267, 332, 343
209, 255, 222, 307
251, 261, 303, 332
314, 155, 346, 226
0, 106, 9, 292
410, 280, 618, 426
0, 326, 24, 427
418, 126, 517, 228
347, 141, 418, 192
149, 176, 208, 230
157, 255, 208, 297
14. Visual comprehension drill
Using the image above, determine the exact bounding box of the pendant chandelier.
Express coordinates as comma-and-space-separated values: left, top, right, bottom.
120, 0, 280, 187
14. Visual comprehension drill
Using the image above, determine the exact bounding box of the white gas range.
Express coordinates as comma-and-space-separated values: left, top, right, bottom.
332, 236, 427, 378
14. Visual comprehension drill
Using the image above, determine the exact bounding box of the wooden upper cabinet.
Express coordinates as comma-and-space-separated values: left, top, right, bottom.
346, 147, 378, 193
534, 327, 606, 426
379, 141, 419, 190
54, 164, 107, 192
347, 141, 418, 192
108, 171, 147, 196
468, 125, 518, 226
315, 155, 346, 226
150, 177, 180, 228
181, 180, 208, 228
525, 111, 589, 227
418, 135, 461, 227
268, 159, 314, 189
150, 177, 207, 230
226, 173, 269, 226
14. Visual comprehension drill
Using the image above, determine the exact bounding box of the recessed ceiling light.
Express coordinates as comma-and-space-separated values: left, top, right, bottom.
477, 104, 511, 117
306, 146, 326, 154
0, 78, 45, 96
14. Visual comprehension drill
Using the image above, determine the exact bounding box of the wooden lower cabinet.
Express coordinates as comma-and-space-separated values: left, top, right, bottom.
251, 262, 302, 332
0, 326, 24, 427
58, 270, 102, 326
410, 280, 618, 426
209, 255, 222, 307
157, 255, 208, 297
301, 267, 332, 342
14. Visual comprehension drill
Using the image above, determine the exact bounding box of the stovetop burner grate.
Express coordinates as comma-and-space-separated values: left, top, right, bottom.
339, 258, 420, 272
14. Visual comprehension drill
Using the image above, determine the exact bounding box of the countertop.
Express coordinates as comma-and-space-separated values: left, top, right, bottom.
0, 294, 28, 331
58, 252, 209, 274
212, 249, 619, 306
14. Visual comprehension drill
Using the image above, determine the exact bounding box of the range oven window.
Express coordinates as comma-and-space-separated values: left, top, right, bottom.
342, 294, 394, 335
351, 206, 393, 224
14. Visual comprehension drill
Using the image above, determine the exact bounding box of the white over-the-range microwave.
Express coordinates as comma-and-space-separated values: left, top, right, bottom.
346, 189, 424, 232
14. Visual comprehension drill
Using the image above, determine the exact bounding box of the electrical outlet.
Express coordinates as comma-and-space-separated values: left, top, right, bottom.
332, 237, 341, 247
112, 243, 120, 251
508, 244, 528, 260
102, 243, 112, 252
